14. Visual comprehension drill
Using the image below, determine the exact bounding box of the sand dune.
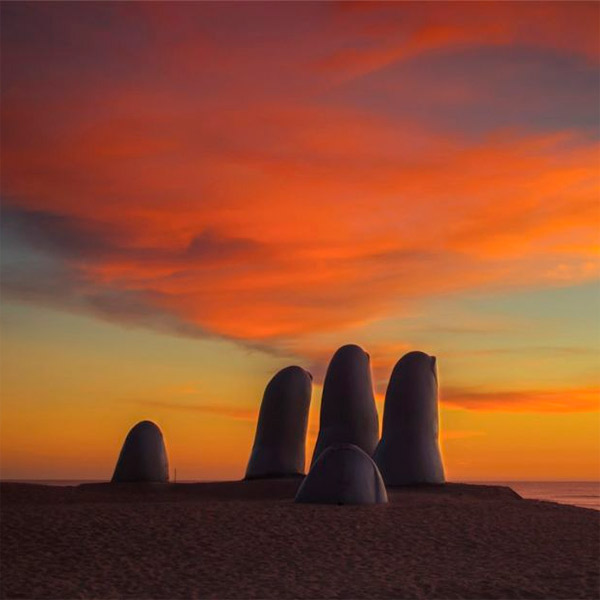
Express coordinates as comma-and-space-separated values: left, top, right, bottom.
1, 480, 598, 599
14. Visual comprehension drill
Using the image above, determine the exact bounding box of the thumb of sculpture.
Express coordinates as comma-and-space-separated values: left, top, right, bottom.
295, 443, 388, 505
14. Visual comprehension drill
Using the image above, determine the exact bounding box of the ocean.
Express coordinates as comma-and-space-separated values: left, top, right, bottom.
481, 481, 600, 511
3, 479, 599, 510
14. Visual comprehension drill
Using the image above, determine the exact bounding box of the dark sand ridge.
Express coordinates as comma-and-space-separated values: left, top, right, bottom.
2, 480, 598, 599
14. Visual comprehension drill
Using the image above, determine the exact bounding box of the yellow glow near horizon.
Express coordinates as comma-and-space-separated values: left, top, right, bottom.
1, 303, 598, 481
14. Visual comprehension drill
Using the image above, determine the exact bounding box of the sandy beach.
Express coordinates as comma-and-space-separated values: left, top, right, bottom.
1, 480, 598, 599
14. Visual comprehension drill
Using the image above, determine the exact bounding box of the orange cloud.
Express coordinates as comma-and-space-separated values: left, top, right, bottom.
322, 1, 599, 82
441, 386, 600, 413
3, 123, 597, 345
2, 2, 598, 350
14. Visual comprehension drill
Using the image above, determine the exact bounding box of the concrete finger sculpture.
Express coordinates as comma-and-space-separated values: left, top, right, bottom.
311, 344, 379, 466
374, 351, 445, 485
245, 366, 312, 479
295, 443, 388, 505
112, 420, 169, 483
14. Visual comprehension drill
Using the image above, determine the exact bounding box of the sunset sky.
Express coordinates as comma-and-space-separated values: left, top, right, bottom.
1, 1, 599, 481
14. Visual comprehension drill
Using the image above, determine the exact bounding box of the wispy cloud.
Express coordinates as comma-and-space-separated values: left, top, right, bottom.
131, 399, 257, 422
441, 430, 486, 441
441, 386, 599, 412
320, 2, 599, 84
